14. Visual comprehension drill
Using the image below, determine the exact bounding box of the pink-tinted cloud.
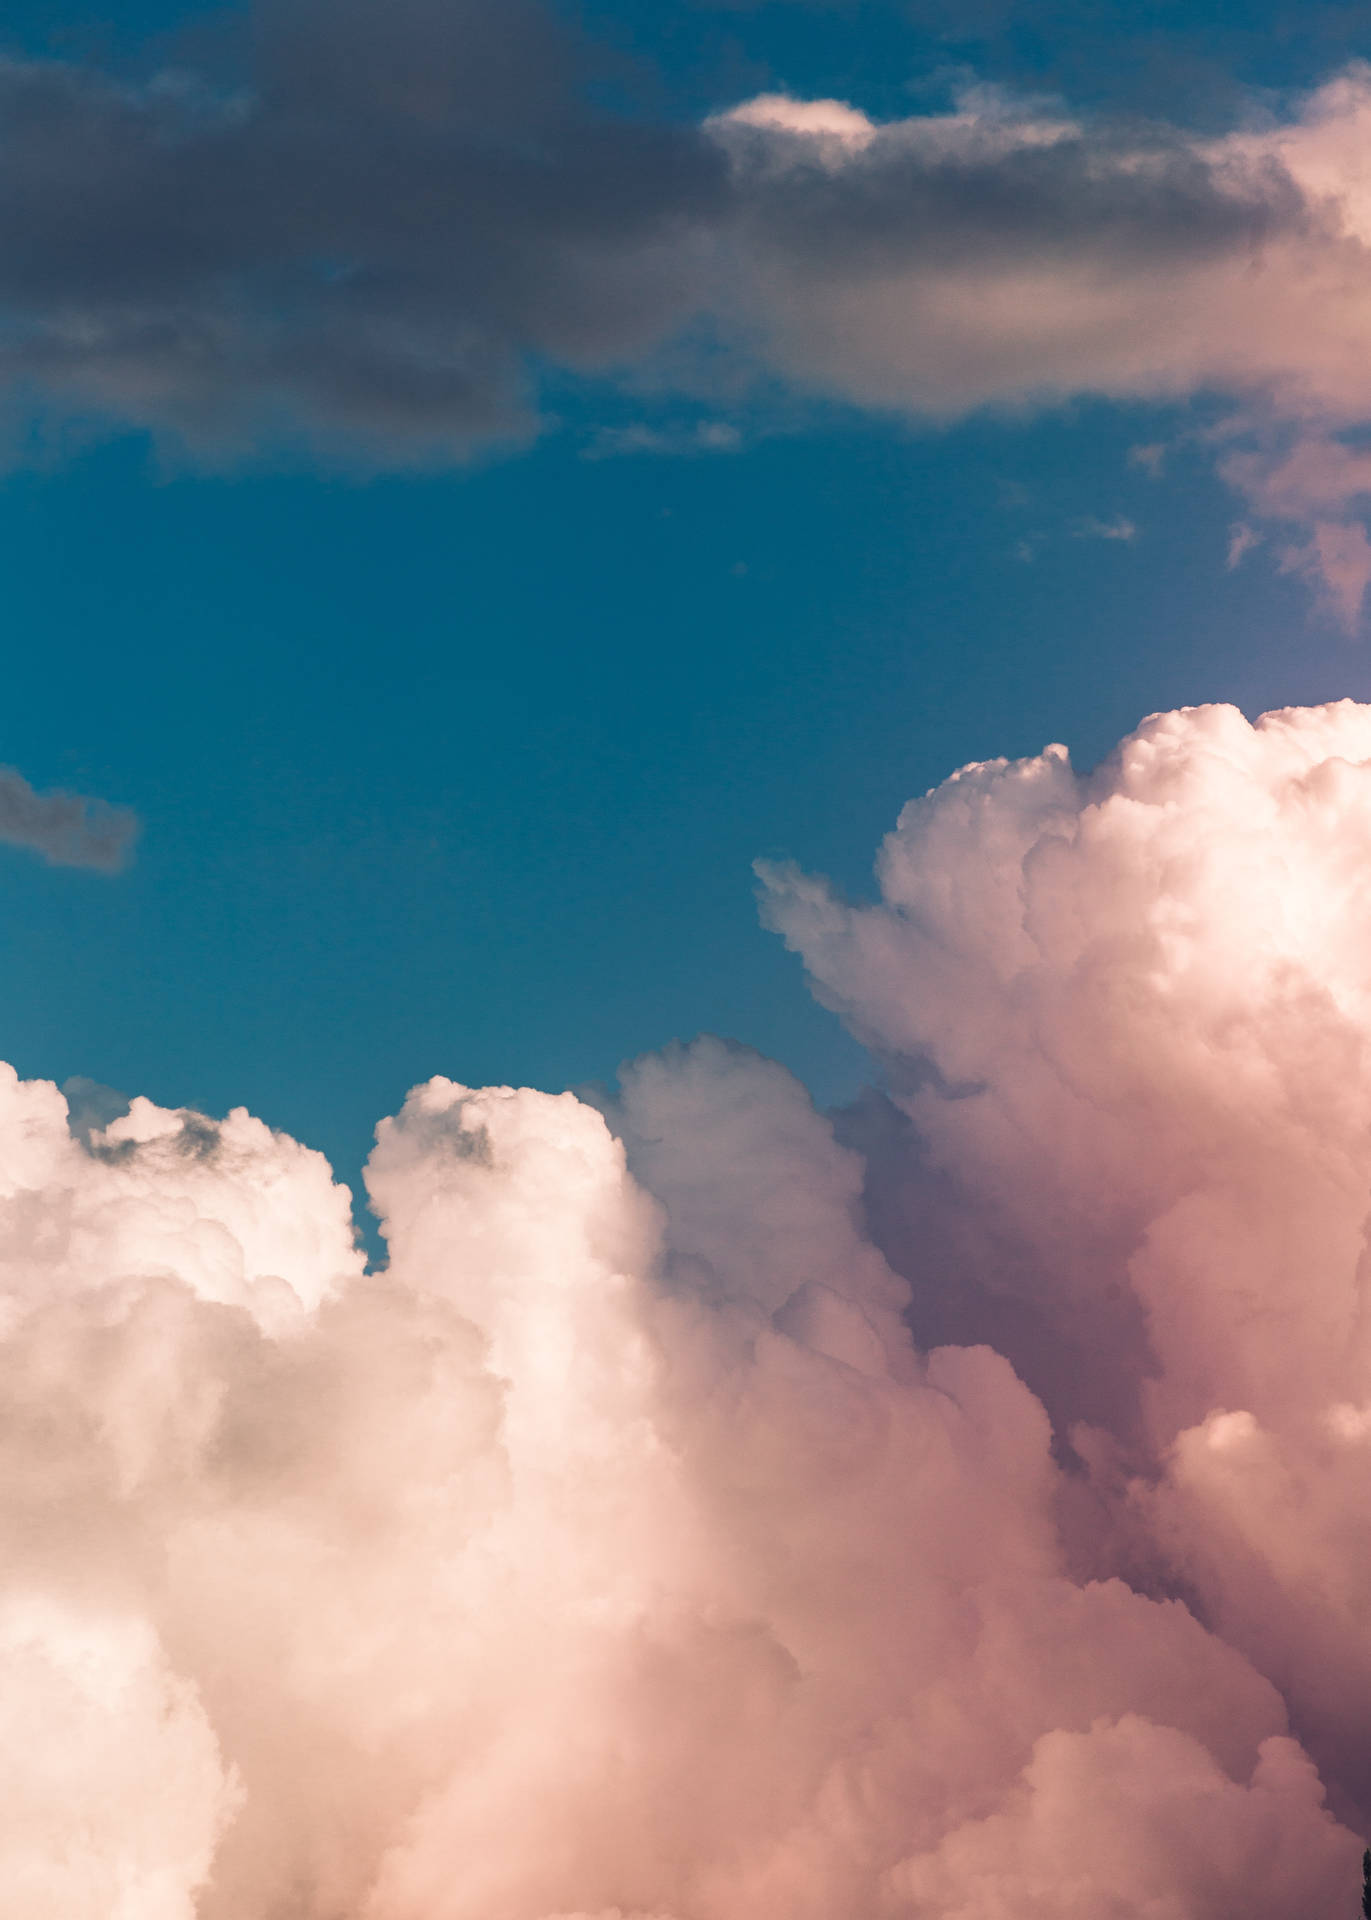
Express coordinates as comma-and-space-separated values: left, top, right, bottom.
705, 67, 1371, 620
5, 703, 1371, 1909
762, 697, 1371, 1820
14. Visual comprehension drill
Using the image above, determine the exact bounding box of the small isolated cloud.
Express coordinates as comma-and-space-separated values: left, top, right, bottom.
584, 419, 742, 459
1129, 443, 1168, 478
1009, 514, 1133, 561
1072, 514, 1137, 542
0, 766, 137, 870
1227, 520, 1262, 567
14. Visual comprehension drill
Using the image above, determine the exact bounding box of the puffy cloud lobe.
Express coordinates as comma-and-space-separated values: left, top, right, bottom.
0, 764, 137, 868
0, 1594, 235, 1919
0, 1067, 362, 1331
891, 1719, 1347, 1920
763, 696, 1371, 1821
0, 992, 1361, 1913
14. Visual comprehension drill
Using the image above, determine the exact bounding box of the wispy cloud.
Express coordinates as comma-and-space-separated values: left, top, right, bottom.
0, 766, 137, 869
1279, 520, 1371, 630
583, 419, 742, 459
1010, 512, 1137, 560
1129, 442, 1168, 478
1072, 514, 1137, 541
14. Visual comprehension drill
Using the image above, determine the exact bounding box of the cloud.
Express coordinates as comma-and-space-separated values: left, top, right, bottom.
0, 765, 137, 869
1278, 519, 1371, 628
705, 69, 1371, 614
1072, 513, 1137, 540
0, 0, 727, 463
707, 83, 1304, 412
7, 703, 1371, 1906
1006, 510, 1136, 560
12, 2, 1371, 606
583, 419, 742, 459
761, 696, 1371, 1815
714, 69, 1371, 618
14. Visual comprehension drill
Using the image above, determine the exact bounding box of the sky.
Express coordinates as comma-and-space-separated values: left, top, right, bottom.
7, 3, 1371, 1915
8, 0, 1371, 1210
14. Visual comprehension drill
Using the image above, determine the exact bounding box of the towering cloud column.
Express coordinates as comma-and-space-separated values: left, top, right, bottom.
764, 697, 1371, 1820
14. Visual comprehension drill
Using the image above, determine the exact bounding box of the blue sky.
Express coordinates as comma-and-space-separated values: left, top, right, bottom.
6, 0, 1371, 1215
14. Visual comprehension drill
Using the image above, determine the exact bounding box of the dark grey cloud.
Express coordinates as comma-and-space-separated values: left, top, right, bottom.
0, 766, 138, 869
0, 0, 729, 459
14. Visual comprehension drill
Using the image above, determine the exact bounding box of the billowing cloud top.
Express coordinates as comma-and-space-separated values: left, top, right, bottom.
5, 698, 1371, 1915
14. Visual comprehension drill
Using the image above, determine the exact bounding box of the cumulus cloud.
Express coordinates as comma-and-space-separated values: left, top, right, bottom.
0, 764, 137, 868
8, 702, 1371, 1910
762, 695, 1371, 1820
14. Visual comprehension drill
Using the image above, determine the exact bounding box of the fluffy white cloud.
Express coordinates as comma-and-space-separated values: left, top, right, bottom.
763, 695, 1371, 1819
0, 786, 1366, 1914
0, 1596, 235, 1919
